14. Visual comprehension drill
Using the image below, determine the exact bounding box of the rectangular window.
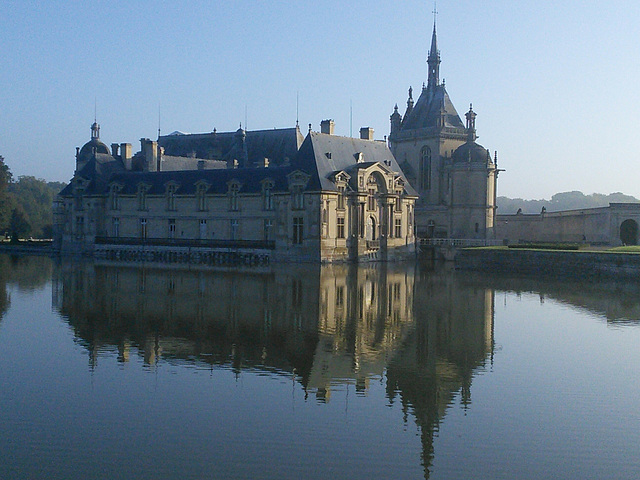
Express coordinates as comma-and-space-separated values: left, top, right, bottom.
395, 196, 402, 212
293, 217, 303, 244
110, 189, 119, 210
263, 187, 273, 211
367, 189, 376, 211
199, 219, 207, 239
140, 218, 147, 239
168, 219, 176, 239
167, 186, 176, 211
264, 219, 273, 241
229, 185, 239, 211
394, 218, 402, 238
337, 217, 345, 239
292, 186, 304, 210
138, 189, 147, 211
197, 189, 207, 211
337, 186, 345, 210
112, 217, 120, 237
230, 219, 239, 240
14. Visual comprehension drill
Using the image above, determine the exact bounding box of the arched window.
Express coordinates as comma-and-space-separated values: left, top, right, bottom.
419, 146, 431, 190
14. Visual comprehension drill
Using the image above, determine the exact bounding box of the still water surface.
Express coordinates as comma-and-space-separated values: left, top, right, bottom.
0, 254, 639, 479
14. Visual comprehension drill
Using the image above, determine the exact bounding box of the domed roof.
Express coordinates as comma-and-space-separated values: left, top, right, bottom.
77, 122, 111, 165
452, 141, 490, 164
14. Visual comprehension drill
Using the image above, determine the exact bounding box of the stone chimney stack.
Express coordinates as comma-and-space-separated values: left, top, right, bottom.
359, 127, 374, 140
320, 119, 335, 135
120, 143, 132, 170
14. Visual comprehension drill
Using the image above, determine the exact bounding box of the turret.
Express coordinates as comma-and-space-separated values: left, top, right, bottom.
390, 104, 402, 136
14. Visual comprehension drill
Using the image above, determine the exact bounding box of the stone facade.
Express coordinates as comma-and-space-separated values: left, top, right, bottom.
55, 123, 417, 263
388, 23, 498, 240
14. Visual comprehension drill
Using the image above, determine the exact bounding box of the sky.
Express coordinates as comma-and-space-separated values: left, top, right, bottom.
1, 0, 640, 200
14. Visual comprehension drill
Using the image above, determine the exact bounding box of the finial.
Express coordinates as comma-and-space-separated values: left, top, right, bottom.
394, 103, 398, 112
408, 86, 413, 99
470, 103, 473, 111
308, 123, 312, 133
432, 1, 438, 29
442, 78, 445, 87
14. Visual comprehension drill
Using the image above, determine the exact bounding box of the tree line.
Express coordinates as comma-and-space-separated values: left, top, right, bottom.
0, 155, 66, 241
497, 191, 640, 214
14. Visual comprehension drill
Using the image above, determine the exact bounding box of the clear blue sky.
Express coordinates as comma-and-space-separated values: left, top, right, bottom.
1, 0, 639, 200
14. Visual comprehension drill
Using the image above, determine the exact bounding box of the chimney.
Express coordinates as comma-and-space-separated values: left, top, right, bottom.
140, 138, 158, 172
121, 143, 132, 170
111, 143, 119, 157
320, 119, 335, 135
360, 127, 374, 141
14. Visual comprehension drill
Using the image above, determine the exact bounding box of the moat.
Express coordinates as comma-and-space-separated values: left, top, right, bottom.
1, 254, 639, 479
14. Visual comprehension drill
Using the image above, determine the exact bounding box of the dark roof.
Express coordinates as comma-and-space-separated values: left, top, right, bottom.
400, 84, 464, 131
77, 138, 111, 165
295, 132, 417, 196
158, 127, 304, 167
452, 141, 491, 164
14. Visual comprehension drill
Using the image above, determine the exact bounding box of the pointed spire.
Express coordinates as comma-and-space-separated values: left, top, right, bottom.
427, 3, 441, 91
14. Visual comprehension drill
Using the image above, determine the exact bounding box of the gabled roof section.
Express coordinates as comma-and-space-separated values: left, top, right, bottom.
400, 84, 464, 131
158, 127, 305, 167
294, 132, 417, 196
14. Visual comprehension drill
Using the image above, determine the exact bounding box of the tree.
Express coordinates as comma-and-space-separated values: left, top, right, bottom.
9, 206, 31, 243
0, 156, 13, 235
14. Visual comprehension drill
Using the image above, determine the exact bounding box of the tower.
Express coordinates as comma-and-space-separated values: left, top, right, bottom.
388, 13, 497, 240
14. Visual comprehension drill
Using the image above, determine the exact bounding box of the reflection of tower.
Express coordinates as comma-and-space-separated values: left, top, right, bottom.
386, 266, 495, 479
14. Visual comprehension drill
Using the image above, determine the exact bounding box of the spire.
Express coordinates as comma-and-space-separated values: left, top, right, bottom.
427, 3, 440, 91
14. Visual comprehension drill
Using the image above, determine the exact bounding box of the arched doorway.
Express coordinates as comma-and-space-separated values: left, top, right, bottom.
620, 219, 638, 245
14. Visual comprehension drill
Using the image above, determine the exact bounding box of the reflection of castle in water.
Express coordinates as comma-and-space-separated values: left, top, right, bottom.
52, 260, 496, 478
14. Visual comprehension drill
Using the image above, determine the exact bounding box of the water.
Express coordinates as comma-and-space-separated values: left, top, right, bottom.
0, 255, 639, 479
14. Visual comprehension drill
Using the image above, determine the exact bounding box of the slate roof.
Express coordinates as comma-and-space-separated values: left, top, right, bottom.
295, 132, 418, 196
452, 141, 492, 165
400, 84, 464, 131
158, 127, 304, 167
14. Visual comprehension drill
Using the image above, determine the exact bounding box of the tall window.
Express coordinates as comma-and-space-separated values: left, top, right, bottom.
229, 184, 240, 211
137, 185, 147, 211
292, 186, 304, 210
367, 189, 376, 211
168, 219, 176, 239
140, 218, 147, 239
263, 183, 274, 211
337, 185, 345, 210
199, 219, 207, 239
419, 146, 431, 190
395, 195, 402, 212
230, 219, 239, 240
337, 217, 345, 239
166, 185, 177, 211
264, 219, 273, 241
196, 184, 208, 211
394, 217, 402, 238
293, 217, 304, 244
110, 185, 120, 210
112, 217, 120, 237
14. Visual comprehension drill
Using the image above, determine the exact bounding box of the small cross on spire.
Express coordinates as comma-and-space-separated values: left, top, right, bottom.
432, 1, 438, 28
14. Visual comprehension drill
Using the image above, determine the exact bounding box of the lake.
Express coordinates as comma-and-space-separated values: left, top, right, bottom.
0, 254, 639, 479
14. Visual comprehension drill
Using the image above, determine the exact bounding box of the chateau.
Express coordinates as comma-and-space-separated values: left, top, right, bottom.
55, 19, 500, 262
55, 120, 417, 263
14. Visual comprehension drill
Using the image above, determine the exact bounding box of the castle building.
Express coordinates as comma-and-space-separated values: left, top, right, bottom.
389, 21, 498, 240
55, 121, 417, 263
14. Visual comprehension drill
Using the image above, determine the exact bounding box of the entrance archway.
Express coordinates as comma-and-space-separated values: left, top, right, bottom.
620, 219, 638, 245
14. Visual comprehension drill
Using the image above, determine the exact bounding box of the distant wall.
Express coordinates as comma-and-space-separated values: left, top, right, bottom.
456, 248, 640, 280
